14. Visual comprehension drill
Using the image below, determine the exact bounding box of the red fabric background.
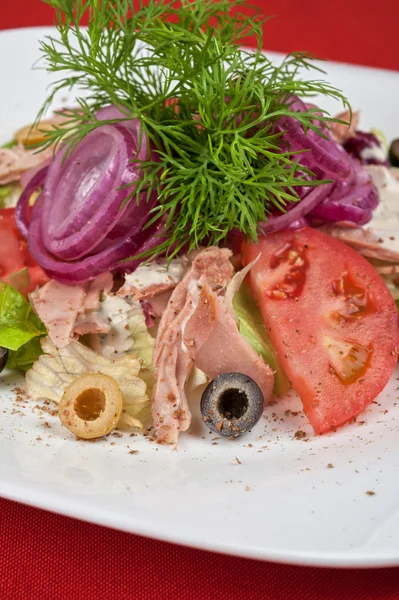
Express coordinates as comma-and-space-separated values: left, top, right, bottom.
1, 1, 399, 599
2, 0, 399, 70
2, 497, 399, 600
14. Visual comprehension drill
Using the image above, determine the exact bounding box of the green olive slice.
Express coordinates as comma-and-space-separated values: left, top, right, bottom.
58, 373, 123, 439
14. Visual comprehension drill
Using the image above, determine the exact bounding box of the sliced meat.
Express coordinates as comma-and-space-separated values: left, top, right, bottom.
372, 263, 399, 281
117, 258, 189, 300
183, 284, 274, 402
151, 247, 274, 445
84, 272, 113, 310
320, 225, 399, 263
152, 298, 196, 444
30, 281, 86, 348
329, 109, 360, 144
30, 273, 114, 347
155, 247, 233, 366
319, 165, 399, 264
152, 247, 233, 444
144, 291, 173, 319
0, 144, 52, 185
73, 312, 111, 336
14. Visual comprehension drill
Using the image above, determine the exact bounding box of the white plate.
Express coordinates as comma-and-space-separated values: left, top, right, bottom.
1, 27, 399, 568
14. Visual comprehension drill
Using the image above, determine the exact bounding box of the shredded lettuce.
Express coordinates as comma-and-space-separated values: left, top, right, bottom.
0, 282, 46, 371
127, 300, 155, 397
371, 128, 387, 151
128, 304, 155, 369
379, 277, 399, 307
0, 183, 22, 208
89, 295, 155, 367
88, 293, 155, 398
0, 186, 10, 208
25, 337, 150, 430
233, 283, 290, 395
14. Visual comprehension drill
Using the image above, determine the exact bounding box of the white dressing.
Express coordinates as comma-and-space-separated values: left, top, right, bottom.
365, 165, 399, 255
119, 258, 189, 296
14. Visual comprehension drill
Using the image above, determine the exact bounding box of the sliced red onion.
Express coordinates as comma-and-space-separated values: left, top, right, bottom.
97, 105, 149, 161
343, 131, 389, 166
40, 124, 150, 260
20, 158, 51, 189
277, 119, 351, 180
261, 183, 334, 233
308, 160, 379, 225
16, 108, 160, 284
28, 203, 163, 284
17, 97, 380, 284
15, 165, 48, 238
285, 217, 309, 230
270, 96, 379, 229
140, 301, 156, 328
118, 218, 167, 273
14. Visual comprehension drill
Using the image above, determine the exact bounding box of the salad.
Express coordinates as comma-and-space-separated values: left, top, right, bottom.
0, 0, 398, 447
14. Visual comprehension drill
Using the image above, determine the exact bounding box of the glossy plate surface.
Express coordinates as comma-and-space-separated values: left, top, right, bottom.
1, 27, 399, 567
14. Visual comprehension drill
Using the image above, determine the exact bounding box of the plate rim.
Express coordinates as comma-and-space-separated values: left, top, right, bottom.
2, 479, 399, 569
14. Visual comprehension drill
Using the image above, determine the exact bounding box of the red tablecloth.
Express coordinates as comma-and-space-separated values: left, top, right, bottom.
1, 1, 399, 599
3, 497, 399, 600
2, 0, 399, 70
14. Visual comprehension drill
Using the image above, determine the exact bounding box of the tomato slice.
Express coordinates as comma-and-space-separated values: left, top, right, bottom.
0, 208, 48, 293
243, 227, 399, 434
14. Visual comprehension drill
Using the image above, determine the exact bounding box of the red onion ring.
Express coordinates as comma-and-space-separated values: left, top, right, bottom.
16, 108, 159, 284
28, 202, 164, 284
261, 183, 334, 234
40, 125, 146, 260
15, 164, 48, 238
270, 96, 379, 229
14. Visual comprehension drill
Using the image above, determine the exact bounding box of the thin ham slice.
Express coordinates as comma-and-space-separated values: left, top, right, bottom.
320, 225, 399, 263
373, 264, 399, 281
84, 272, 113, 309
183, 284, 274, 402
0, 144, 52, 185
152, 247, 234, 444
30, 281, 86, 348
73, 312, 111, 336
152, 297, 195, 443
152, 247, 274, 445
29, 272, 113, 347
154, 247, 234, 367
117, 258, 189, 300
329, 110, 360, 144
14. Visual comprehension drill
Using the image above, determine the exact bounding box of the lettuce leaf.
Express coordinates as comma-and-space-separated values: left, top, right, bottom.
0, 282, 46, 351
1, 140, 16, 149
233, 283, 290, 395
6, 337, 43, 372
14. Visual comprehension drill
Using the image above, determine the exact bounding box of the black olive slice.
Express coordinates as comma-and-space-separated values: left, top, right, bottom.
388, 139, 399, 168
200, 372, 264, 439
0, 347, 8, 374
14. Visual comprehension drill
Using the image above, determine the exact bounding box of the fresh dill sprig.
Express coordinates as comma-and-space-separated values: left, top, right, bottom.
37, 0, 349, 258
